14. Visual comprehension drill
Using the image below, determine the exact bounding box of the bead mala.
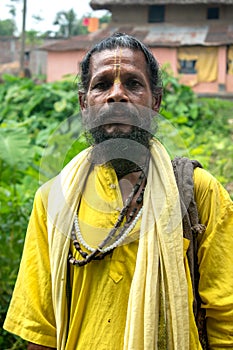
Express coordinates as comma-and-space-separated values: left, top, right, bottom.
68, 157, 149, 267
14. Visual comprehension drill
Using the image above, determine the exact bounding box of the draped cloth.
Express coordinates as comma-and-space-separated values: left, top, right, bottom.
124, 140, 189, 349
47, 139, 189, 349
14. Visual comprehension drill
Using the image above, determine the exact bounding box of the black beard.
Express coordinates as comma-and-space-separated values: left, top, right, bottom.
82, 102, 157, 177
86, 126, 152, 178
88, 125, 152, 148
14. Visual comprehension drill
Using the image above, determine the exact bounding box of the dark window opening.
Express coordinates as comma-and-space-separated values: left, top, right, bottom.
227, 59, 233, 74
178, 60, 197, 74
148, 5, 165, 23
207, 7, 219, 20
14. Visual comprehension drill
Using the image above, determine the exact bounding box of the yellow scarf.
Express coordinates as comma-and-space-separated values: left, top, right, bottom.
124, 139, 189, 349
47, 140, 189, 349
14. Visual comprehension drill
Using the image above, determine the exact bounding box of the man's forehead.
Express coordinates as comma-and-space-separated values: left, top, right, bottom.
89, 48, 147, 75
90, 47, 146, 64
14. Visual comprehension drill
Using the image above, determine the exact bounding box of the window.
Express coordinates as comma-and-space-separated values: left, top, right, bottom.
227, 46, 233, 75
178, 47, 218, 82
178, 59, 197, 74
148, 5, 165, 23
207, 7, 219, 20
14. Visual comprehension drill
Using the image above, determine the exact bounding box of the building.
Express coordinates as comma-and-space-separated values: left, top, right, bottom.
0, 36, 59, 77
42, 0, 233, 95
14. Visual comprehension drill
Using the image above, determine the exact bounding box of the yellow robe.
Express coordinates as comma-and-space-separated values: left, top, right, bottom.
3, 164, 233, 349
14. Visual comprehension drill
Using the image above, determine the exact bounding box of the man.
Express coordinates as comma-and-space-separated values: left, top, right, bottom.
4, 33, 233, 349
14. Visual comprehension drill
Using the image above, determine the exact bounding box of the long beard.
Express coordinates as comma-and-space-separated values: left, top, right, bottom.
88, 125, 152, 147
82, 103, 157, 176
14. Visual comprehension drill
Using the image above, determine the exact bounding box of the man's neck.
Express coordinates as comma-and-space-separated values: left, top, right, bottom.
110, 159, 147, 179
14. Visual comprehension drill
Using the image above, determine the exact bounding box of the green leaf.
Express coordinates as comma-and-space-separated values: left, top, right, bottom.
54, 99, 67, 112
0, 127, 34, 167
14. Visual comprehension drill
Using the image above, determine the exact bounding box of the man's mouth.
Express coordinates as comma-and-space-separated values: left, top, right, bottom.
102, 123, 133, 134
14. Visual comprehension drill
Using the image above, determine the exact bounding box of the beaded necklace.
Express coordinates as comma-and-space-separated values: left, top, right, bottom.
68, 156, 149, 267
74, 206, 143, 253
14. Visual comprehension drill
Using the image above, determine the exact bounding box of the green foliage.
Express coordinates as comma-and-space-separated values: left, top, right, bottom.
53, 9, 78, 37
99, 13, 112, 24
0, 18, 16, 36
0, 75, 86, 349
0, 73, 232, 348
25, 30, 43, 46
160, 68, 233, 192
0, 124, 39, 349
51, 9, 111, 37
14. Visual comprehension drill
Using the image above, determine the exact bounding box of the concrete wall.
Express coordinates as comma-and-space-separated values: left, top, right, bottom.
218, 5, 233, 21
166, 5, 207, 22
0, 37, 20, 64
166, 4, 233, 22
151, 47, 178, 73
0, 37, 59, 77
111, 5, 148, 24
226, 75, 233, 92
110, 4, 233, 25
30, 50, 48, 76
46, 50, 85, 82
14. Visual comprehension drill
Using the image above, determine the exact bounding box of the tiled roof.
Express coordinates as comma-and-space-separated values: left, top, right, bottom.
40, 23, 233, 52
90, 0, 233, 10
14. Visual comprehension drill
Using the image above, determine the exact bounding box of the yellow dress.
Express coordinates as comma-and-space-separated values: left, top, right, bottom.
3, 165, 233, 349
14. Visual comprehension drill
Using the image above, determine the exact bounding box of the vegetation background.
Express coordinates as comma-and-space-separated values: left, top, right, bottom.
0, 72, 232, 349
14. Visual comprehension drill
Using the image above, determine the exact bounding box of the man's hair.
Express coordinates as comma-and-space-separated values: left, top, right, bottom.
79, 32, 162, 97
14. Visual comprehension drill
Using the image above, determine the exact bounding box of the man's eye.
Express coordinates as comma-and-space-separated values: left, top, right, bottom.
126, 80, 142, 89
93, 81, 110, 90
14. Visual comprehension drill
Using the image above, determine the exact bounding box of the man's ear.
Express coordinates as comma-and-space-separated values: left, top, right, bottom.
152, 93, 162, 112
78, 91, 87, 110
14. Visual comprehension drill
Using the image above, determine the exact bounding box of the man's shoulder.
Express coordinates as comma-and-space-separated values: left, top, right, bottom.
193, 166, 222, 193
35, 148, 92, 209
171, 156, 231, 205
33, 177, 56, 211
175, 158, 225, 198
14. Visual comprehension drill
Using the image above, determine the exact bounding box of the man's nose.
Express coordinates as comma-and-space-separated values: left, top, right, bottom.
106, 82, 129, 103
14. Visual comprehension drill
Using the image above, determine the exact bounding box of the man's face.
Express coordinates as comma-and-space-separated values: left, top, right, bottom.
79, 48, 161, 139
